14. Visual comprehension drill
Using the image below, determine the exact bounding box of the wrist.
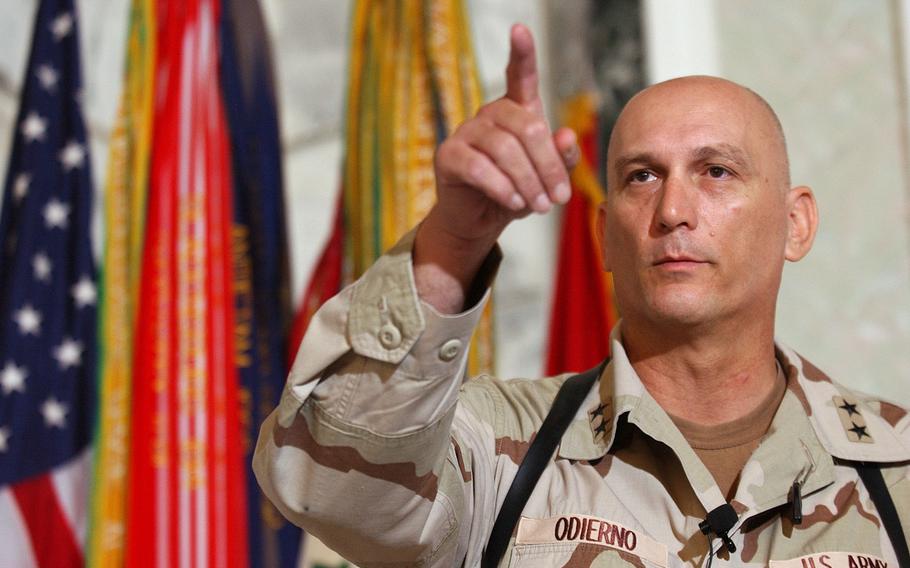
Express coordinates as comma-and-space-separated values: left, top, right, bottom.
413, 207, 501, 313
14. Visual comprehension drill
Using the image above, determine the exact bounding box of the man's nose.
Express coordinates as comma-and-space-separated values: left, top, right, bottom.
653, 174, 698, 232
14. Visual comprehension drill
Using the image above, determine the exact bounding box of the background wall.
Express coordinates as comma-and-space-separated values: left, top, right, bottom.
0, 0, 907, 411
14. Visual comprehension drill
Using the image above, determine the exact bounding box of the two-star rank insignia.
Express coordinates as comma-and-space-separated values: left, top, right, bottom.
589, 399, 612, 443
833, 395, 874, 444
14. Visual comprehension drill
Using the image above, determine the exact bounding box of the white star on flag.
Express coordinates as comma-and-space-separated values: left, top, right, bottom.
35, 65, 57, 91
13, 305, 42, 335
53, 338, 83, 369
36, 64, 58, 91
0, 362, 27, 395
13, 173, 31, 202
71, 277, 97, 308
33, 252, 52, 281
59, 141, 85, 170
21, 112, 47, 143
51, 12, 73, 41
1, 0, 100, 539
44, 198, 70, 228
41, 398, 68, 428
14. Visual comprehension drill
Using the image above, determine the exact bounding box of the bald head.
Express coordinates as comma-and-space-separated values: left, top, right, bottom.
607, 76, 790, 191
597, 73, 819, 338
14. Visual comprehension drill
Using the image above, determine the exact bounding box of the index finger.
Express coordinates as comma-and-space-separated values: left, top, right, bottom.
505, 23, 540, 109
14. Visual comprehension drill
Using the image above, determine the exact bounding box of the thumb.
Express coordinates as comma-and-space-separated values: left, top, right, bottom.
554, 127, 580, 170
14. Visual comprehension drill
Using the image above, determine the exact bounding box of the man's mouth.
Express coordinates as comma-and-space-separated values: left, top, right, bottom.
655, 255, 703, 264
653, 255, 709, 269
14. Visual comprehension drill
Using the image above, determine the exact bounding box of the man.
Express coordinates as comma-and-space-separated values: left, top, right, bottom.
254, 24, 910, 567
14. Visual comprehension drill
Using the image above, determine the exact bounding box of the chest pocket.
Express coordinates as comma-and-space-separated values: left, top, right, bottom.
509, 542, 658, 567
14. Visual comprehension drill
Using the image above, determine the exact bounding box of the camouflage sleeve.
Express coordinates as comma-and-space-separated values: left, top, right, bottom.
876, 401, 910, 545
252, 230, 501, 567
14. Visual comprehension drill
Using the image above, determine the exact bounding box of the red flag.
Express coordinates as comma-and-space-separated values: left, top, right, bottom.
127, 0, 248, 565
546, 94, 618, 375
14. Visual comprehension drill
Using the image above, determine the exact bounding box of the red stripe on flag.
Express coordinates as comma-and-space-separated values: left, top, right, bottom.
11, 475, 82, 568
126, 0, 183, 563
203, 12, 249, 561
545, 189, 613, 375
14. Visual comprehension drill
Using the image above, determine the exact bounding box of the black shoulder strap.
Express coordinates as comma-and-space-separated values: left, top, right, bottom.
854, 462, 910, 568
481, 360, 606, 568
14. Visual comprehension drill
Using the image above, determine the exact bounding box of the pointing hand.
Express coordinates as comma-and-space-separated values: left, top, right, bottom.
415, 24, 580, 313
431, 23, 580, 242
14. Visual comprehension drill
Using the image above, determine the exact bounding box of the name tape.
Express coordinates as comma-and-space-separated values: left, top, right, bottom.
515, 514, 668, 567
770, 552, 889, 568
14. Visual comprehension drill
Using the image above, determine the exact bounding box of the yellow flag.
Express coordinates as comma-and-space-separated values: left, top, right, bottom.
87, 0, 154, 565
341, 0, 494, 375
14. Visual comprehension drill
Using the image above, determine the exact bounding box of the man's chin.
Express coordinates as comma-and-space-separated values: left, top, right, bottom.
643, 293, 716, 328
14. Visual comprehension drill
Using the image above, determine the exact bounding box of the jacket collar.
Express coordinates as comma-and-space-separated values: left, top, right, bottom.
775, 343, 910, 463
557, 323, 910, 514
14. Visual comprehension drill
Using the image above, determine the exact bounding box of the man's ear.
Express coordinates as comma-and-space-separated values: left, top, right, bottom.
597, 201, 612, 271
784, 185, 818, 262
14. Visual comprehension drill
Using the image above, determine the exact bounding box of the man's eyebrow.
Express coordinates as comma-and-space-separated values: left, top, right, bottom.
611, 145, 753, 174
611, 152, 659, 175
691, 144, 752, 169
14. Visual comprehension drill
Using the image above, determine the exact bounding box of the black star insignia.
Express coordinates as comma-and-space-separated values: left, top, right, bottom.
591, 403, 608, 420
848, 422, 870, 440
839, 401, 860, 417
594, 420, 608, 436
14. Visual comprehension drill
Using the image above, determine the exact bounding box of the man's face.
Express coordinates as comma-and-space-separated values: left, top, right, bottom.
601, 78, 795, 330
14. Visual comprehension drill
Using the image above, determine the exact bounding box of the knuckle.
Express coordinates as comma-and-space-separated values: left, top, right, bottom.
498, 133, 523, 156
522, 119, 548, 140
487, 180, 510, 201
464, 156, 487, 185
514, 165, 543, 192
522, 175, 544, 195
449, 119, 473, 140
476, 102, 498, 118
434, 141, 455, 168
545, 164, 569, 184
505, 61, 518, 81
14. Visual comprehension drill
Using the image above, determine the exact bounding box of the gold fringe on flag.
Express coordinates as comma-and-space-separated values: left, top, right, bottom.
341, 0, 494, 376
87, 0, 155, 565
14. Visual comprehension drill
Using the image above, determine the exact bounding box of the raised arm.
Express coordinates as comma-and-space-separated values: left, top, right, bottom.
254, 24, 577, 567
414, 23, 578, 313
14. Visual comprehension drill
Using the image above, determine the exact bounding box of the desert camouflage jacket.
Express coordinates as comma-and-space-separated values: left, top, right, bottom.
253, 231, 910, 568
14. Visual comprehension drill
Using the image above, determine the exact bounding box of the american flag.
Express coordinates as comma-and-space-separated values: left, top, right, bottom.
0, 0, 96, 565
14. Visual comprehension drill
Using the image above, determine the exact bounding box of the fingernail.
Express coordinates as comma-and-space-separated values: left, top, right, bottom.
534, 193, 551, 212
510, 194, 527, 210
554, 182, 571, 203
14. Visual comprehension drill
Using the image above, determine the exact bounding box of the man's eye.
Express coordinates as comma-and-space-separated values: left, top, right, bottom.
707, 166, 731, 179
631, 170, 656, 183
